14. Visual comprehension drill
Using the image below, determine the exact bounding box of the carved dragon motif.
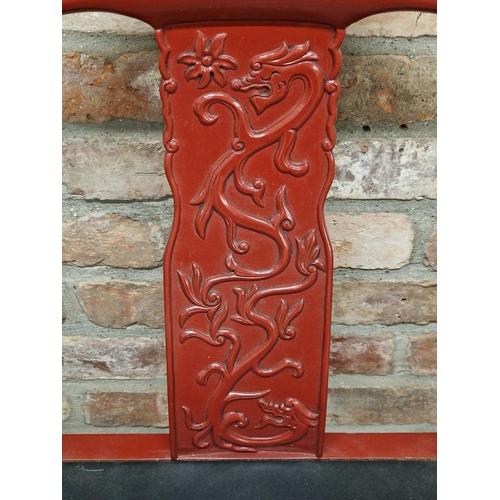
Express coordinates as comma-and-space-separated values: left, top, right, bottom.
177, 39, 326, 452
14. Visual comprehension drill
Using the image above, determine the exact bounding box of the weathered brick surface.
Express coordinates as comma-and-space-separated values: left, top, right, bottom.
77, 281, 164, 329
329, 334, 394, 375
61, 20, 438, 434
63, 396, 70, 421
338, 55, 436, 123
63, 137, 171, 200
329, 139, 437, 200
346, 12, 437, 37
62, 53, 435, 124
62, 12, 153, 35
62, 52, 161, 123
84, 392, 168, 427
332, 281, 437, 325
63, 214, 165, 269
326, 213, 413, 269
407, 331, 437, 376
62, 336, 166, 379
424, 229, 437, 270
328, 386, 437, 425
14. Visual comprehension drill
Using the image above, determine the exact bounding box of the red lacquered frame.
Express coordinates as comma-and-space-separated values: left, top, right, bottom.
62, 0, 437, 461
63, 433, 437, 461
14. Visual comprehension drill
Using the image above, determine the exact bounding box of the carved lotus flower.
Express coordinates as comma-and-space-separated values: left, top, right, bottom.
177, 31, 238, 89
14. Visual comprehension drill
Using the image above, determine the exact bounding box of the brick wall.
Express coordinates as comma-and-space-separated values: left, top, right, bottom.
62, 11, 437, 434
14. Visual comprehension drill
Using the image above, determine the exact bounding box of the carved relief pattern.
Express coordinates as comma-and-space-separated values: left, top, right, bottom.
177, 30, 238, 88
155, 29, 179, 157
160, 31, 342, 453
323, 29, 345, 163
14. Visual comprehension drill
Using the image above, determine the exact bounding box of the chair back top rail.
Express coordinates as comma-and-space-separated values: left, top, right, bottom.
62, 0, 437, 29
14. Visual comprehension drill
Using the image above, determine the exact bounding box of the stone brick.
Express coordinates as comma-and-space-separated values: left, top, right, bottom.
77, 281, 164, 329
62, 51, 161, 123
327, 386, 436, 425
332, 280, 437, 325
62, 395, 70, 421
62, 336, 166, 379
424, 229, 437, 270
330, 334, 393, 375
407, 331, 437, 376
346, 12, 437, 37
84, 392, 168, 427
329, 139, 437, 200
338, 55, 436, 123
62, 12, 153, 36
326, 213, 413, 269
62, 214, 165, 269
62, 137, 171, 200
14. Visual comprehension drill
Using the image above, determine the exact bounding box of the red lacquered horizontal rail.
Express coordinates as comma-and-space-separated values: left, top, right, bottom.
62, 0, 437, 30
62, 433, 436, 461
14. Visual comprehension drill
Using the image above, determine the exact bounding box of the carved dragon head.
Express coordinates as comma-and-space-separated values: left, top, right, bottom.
256, 397, 318, 429
231, 42, 319, 115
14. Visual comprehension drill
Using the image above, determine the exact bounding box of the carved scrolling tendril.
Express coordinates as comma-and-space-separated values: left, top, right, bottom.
170, 35, 331, 452
323, 29, 345, 161
155, 29, 179, 156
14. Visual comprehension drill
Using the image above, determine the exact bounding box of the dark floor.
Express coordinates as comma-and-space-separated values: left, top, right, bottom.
63, 460, 436, 499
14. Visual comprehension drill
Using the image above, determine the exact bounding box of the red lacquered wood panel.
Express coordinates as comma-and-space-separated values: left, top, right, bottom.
62, 433, 437, 461
159, 23, 342, 460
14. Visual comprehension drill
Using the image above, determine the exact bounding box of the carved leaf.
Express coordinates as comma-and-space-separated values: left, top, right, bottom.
285, 300, 304, 326
197, 70, 212, 89
177, 54, 198, 66
296, 229, 324, 275
275, 299, 288, 333
213, 67, 227, 88
209, 302, 228, 336
178, 270, 202, 305
209, 33, 227, 57
179, 305, 209, 327
194, 30, 206, 57
192, 263, 203, 294
296, 237, 308, 275
194, 202, 214, 239
275, 299, 304, 334
313, 258, 326, 271
185, 64, 202, 81
216, 55, 238, 71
